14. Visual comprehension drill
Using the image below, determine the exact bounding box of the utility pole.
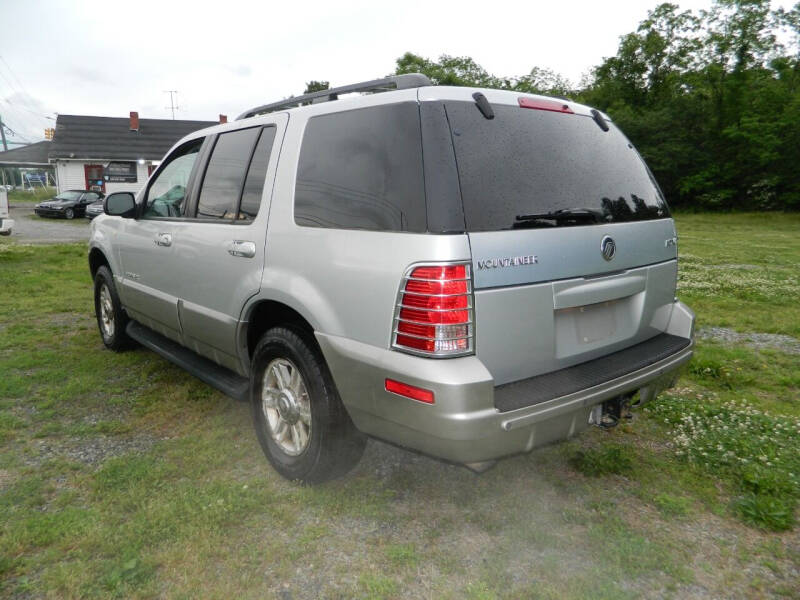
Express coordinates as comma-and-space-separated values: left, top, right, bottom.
0, 114, 8, 151
164, 90, 180, 120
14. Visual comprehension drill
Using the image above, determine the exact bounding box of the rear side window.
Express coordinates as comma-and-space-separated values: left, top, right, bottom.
444, 101, 669, 231
294, 103, 426, 232
238, 127, 276, 221
197, 128, 261, 220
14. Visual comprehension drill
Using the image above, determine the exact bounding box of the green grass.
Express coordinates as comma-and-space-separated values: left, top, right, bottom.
7, 186, 56, 205
0, 213, 798, 598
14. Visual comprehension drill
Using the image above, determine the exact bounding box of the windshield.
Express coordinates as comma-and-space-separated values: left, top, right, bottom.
444, 101, 669, 232
55, 191, 83, 201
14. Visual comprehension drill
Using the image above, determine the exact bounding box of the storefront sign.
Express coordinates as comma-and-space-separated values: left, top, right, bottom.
104, 161, 138, 183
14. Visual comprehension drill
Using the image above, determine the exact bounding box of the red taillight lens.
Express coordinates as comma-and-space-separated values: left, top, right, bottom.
518, 97, 574, 114
392, 263, 473, 357
385, 378, 435, 404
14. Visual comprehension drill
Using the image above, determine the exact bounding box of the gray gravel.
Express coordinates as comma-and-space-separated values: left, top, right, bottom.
3, 206, 90, 244
697, 326, 800, 354
26, 434, 164, 468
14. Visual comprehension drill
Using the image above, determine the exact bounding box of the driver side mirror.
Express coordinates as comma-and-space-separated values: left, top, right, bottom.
104, 192, 136, 218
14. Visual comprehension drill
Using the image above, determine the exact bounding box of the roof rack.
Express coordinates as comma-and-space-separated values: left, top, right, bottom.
236, 73, 432, 120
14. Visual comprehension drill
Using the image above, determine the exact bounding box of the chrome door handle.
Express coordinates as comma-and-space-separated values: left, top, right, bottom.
227, 240, 256, 258
154, 233, 172, 247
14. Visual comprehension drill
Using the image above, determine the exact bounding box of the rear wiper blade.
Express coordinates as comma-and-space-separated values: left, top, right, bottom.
515, 208, 603, 223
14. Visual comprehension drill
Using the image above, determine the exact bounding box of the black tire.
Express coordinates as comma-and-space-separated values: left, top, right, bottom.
251, 327, 365, 484
93, 265, 132, 351
65, 208, 74, 219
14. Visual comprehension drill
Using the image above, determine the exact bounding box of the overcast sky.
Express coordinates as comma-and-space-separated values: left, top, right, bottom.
0, 0, 793, 144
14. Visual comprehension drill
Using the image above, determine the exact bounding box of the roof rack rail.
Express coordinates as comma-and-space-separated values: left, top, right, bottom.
236, 73, 432, 120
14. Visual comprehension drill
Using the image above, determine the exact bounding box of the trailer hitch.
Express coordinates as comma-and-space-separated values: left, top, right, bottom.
589, 394, 634, 429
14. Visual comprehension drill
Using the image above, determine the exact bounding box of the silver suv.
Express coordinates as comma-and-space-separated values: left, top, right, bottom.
89, 74, 694, 483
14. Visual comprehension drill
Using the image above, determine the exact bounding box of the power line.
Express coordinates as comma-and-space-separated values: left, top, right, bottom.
0, 55, 47, 119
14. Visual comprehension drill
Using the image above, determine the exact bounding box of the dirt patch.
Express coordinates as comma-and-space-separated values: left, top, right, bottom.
697, 327, 800, 354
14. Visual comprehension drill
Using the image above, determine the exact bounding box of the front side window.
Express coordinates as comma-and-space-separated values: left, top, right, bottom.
196, 128, 261, 220
143, 139, 203, 218
294, 103, 426, 232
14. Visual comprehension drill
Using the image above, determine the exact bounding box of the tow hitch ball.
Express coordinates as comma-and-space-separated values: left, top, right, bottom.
589, 394, 634, 429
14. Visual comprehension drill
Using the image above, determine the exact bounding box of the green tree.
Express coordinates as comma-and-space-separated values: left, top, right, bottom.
304, 80, 330, 94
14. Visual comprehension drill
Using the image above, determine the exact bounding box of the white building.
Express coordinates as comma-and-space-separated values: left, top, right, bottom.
49, 112, 220, 195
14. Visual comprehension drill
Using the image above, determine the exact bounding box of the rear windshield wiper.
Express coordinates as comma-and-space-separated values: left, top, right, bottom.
515, 208, 604, 225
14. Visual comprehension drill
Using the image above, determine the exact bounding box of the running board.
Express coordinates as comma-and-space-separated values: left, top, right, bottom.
126, 321, 250, 402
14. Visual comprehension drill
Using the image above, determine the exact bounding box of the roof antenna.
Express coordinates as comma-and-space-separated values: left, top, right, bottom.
164, 90, 180, 120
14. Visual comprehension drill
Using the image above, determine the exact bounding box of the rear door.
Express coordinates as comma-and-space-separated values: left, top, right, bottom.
170, 115, 287, 372
424, 89, 679, 385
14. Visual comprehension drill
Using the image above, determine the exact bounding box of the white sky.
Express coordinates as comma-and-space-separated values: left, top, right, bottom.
0, 0, 794, 144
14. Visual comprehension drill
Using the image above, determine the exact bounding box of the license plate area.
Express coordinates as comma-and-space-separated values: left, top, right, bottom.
554, 297, 634, 359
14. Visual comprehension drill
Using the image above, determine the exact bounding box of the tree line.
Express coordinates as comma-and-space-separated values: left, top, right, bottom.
390, 1, 799, 211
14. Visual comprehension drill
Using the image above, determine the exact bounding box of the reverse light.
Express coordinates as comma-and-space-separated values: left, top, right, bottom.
518, 97, 574, 114
392, 263, 474, 357
385, 378, 435, 404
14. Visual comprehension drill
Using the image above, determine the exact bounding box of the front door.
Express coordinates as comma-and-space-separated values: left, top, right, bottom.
114, 138, 206, 343
84, 164, 105, 193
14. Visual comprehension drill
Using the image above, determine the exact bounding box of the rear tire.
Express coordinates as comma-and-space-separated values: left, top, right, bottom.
251, 327, 365, 484
93, 265, 132, 351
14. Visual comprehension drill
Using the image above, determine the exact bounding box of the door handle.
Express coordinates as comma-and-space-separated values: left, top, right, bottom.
227, 240, 256, 258
154, 233, 172, 247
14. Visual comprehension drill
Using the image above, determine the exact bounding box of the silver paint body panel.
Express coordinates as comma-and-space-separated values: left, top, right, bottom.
89, 85, 694, 465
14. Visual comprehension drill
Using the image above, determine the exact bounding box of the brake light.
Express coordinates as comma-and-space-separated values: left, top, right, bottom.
385, 378, 435, 404
518, 97, 574, 114
392, 263, 474, 357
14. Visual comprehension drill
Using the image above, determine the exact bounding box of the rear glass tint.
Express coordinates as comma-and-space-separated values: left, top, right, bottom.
197, 127, 260, 220
238, 126, 276, 221
444, 101, 669, 232
294, 103, 426, 232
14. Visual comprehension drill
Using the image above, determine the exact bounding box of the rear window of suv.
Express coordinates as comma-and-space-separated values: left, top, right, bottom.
294, 103, 426, 232
443, 101, 669, 232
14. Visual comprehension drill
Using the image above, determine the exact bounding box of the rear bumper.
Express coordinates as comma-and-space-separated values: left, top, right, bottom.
317, 301, 695, 465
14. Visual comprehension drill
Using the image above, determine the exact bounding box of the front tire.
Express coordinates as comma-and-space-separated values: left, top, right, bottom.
93, 265, 132, 351
65, 208, 74, 219
251, 327, 365, 484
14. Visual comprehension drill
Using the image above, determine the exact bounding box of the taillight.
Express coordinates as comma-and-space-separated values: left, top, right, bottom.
392, 263, 474, 357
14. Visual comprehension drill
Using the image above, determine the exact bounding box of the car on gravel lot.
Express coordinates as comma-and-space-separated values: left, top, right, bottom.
0, 188, 13, 235
88, 74, 695, 483
84, 199, 105, 220
35, 190, 104, 219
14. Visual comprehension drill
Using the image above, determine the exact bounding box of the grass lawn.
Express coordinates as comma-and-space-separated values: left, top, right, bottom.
6, 187, 57, 205
0, 213, 798, 599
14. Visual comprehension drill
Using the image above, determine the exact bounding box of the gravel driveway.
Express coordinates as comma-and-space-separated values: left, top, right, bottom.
3, 206, 91, 244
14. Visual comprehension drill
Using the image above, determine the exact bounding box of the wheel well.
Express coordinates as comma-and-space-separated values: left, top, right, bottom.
246, 301, 315, 359
88, 248, 110, 279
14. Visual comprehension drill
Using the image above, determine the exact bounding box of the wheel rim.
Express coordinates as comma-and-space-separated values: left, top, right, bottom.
65, 209, 74, 219
99, 284, 115, 338
261, 358, 311, 456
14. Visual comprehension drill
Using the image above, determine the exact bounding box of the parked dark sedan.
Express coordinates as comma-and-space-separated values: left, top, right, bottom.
35, 190, 104, 219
